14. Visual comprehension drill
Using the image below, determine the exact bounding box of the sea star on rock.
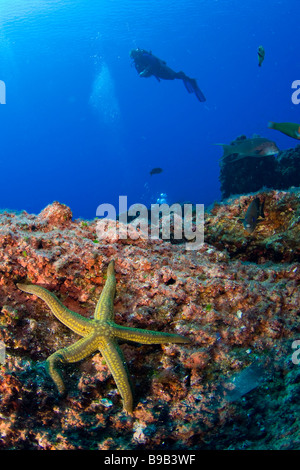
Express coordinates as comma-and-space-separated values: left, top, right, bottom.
17, 261, 190, 413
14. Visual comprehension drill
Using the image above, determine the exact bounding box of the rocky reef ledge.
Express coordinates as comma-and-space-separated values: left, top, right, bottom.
0, 190, 299, 450
219, 137, 300, 199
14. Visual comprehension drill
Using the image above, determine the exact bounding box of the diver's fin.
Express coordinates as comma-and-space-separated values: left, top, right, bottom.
183, 78, 206, 102
183, 79, 193, 94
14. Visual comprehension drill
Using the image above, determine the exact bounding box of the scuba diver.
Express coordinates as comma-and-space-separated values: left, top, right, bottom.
130, 48, 206, 102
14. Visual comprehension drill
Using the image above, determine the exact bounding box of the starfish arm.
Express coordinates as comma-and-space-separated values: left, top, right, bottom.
99, 338, 133, 414
17, 261, 191, 413
94, 261, 116, 321
17, 284, 93, 336
113, 324, 190, 345
46, 332, 99, 394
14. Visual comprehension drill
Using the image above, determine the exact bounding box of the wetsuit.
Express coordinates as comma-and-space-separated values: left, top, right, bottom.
130, 48, 206, 102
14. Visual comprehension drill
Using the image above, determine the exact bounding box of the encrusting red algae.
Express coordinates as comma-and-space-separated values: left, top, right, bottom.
0, 190, 299, 449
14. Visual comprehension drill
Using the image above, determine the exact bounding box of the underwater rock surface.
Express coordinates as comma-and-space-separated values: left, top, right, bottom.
0, 194, 299, 450
206, 188, 300, 263
219, 136, 300, 199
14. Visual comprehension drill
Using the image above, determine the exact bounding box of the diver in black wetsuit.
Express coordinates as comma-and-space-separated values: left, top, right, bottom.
130, 48, 206, 102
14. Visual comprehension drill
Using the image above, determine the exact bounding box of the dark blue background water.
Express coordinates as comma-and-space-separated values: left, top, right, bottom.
0, 0, 299, 219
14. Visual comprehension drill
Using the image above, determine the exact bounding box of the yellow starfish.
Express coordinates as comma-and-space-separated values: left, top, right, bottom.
17, 261, 190, 413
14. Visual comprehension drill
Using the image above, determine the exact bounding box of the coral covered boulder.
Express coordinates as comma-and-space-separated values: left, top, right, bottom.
205, 188, 300, 263
0, 197, 299, 450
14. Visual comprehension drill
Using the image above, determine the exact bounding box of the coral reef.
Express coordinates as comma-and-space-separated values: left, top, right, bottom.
205, 188, 300, 263
219, 136, 300, 199
0, 195, 299, 450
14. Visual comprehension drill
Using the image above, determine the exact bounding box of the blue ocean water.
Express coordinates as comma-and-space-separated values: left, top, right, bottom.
0, 0, 299, 219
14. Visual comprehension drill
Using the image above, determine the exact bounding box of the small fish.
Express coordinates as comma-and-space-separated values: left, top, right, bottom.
258, 45, 265, 67
224, 363, 267, 402
215, 137, 279, 162
268, 121, 300, 140
150, 167, 163, 176
242, 197, 265, 233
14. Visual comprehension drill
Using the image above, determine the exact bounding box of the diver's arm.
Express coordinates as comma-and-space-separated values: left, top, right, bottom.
139, 66, 153, 78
